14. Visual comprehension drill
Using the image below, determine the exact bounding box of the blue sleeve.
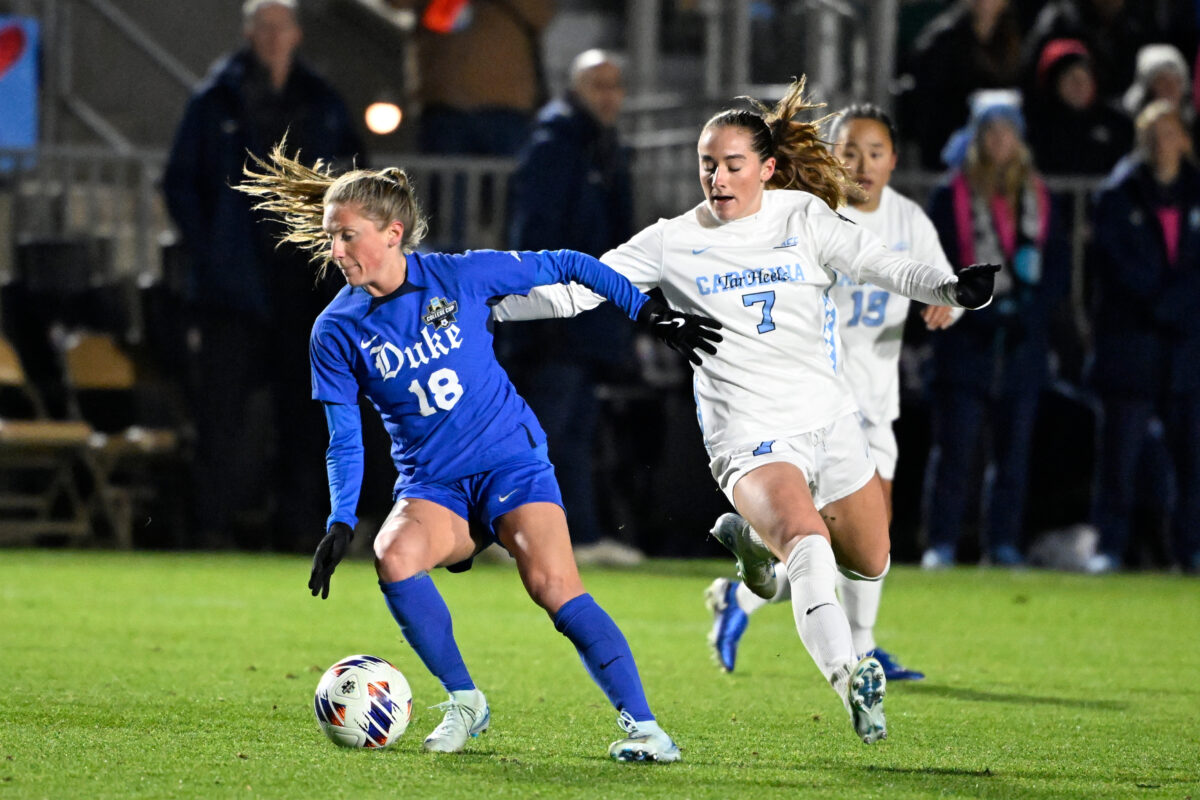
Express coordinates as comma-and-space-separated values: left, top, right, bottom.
310, 319, 360, 403
324, 402, 363, 531
530, 249, 649, 320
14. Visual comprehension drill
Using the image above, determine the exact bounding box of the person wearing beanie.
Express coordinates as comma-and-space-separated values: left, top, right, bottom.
1028, 38, 1132, 175
1122, 43, 1191, 121
923, 88, 1071, 569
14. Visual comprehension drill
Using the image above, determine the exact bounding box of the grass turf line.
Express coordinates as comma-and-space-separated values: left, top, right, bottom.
0, 551, 1197, 799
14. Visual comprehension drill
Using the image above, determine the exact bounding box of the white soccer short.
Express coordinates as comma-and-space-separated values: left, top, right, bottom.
709, 412, 877, 510
859, 414, 898, 482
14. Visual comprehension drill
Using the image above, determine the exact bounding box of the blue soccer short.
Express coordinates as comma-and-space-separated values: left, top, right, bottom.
395, 443, 564, 542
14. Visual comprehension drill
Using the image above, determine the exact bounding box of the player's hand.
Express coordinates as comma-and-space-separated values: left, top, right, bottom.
637, 299, 723, 365
309, 522, 353, 599
922, 304, 956, 330
954, 263, 1000, 309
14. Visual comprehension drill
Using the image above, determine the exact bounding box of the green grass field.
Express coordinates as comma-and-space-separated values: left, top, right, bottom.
1, 550, 1197, 800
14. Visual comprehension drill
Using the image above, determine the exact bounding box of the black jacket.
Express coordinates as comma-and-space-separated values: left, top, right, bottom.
163, 50, 362, 317
1089, 157, 1200, 396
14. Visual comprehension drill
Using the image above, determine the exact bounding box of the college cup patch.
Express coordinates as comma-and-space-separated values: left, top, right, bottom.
422, 297, 459, 329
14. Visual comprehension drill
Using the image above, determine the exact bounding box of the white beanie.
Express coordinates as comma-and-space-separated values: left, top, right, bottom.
1123, 43, 1189, 116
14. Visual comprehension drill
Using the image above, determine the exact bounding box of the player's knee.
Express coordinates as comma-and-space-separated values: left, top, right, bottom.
523, 568, 582, 612
778, 528, 829, 560
841, 552, 890, 581
374, 536, 433, 581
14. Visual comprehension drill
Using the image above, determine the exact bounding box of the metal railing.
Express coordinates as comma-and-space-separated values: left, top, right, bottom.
1, 144, 1104, 343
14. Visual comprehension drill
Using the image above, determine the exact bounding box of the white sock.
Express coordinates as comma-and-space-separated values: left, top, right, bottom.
786, 535, 857, 689
837, 572, 882, 656
734, 580, 771, 614
734, 554, 792, 613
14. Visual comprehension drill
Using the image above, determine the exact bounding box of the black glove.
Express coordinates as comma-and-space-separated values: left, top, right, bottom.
636, 299, 723, 366
309, 522, 353, 599
954, 263, 1001, 309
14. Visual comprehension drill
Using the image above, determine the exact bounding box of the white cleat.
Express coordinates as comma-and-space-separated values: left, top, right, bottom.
422, 689, 490, 753
709, 512, 778, 599
608, 711, 681, 763
843, 656, 887, 744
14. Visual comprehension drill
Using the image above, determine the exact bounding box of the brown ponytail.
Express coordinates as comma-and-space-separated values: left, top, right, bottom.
703, 76, 865, 210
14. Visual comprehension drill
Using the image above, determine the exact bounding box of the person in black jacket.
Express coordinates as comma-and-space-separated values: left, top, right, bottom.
1027, 38, 1132, 176
162, 0, 363, 549
906, 0, 1025, 170
1087, 100, 1200, 573
497, 50, 645, 566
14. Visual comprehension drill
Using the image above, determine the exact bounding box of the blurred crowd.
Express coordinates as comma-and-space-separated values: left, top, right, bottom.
7, 0, 1197, 574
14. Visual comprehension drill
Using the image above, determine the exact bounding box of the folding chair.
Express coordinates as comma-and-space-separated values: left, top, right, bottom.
0, 336, 97, 544
57, 331, 184, 547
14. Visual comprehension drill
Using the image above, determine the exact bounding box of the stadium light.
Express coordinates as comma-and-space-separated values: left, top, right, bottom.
365, 102, 402, 135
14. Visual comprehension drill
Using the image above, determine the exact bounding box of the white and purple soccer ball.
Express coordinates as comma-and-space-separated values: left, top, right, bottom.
314, 654, 412, 748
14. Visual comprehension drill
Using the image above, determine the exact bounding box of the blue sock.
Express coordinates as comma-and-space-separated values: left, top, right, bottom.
379, 573, 474, 692
553, 593, 653, 722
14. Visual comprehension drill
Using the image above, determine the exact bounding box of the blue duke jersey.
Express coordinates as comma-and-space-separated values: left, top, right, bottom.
835, 186, 958, 425
494, 190, 964, 454
311, 249, 647, 490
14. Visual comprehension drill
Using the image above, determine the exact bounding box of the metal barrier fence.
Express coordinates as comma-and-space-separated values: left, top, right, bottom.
1, 145, 1102, 341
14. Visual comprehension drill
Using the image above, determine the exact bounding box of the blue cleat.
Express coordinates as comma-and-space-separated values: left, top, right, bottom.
865, 647, 924, 681
704, 578, 748, 672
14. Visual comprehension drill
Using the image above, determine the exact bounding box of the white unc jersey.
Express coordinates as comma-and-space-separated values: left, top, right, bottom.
493, 190, 961, 455
835, 186, 956, 425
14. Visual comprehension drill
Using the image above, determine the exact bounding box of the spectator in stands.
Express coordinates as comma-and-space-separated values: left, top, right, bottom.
499, 49, 644, 566
1028, 38, 1132, 175
921, 90, 1070, 568
162, 0, 363, 550
1122, 44, 1192, 127
391, 0, 553, 154
386, 0, 555, 248
908, 0, 1025, 170
1087, 100, 1200, 574
1023, 0, 1148, 103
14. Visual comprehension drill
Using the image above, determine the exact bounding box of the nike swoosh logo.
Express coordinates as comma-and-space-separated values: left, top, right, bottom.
498, 491, 517, 502
360, 335, 379, 349
599, 656, 621, 670
668, 317, 686, 327
772, 244, 791, 249
692, 247, 712, 255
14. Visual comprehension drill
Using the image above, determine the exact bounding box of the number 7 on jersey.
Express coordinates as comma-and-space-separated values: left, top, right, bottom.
742, 291, 776, 334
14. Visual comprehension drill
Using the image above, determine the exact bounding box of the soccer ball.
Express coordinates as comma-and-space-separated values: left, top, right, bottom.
314, 654, 413, 748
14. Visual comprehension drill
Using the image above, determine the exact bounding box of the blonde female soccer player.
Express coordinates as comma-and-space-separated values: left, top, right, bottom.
236, 145, 721, 761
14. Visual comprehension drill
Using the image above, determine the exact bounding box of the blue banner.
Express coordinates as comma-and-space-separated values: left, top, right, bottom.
0, 16, 38, 169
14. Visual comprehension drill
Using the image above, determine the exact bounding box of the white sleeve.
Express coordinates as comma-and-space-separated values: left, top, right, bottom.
490, 282, 605, 321
810, 206, 961, 307
909, 205, 965, 322
490, 220, 667, 322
